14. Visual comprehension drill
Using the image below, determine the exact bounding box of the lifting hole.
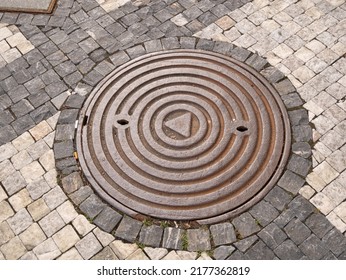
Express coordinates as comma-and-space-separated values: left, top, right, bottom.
82, 115, 88, 126
237, 126, 248, 132
117, 119, 129, 126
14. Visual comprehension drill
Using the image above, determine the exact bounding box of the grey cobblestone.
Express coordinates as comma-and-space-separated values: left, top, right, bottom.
187, 228, 211, 251
234, 235, 258, 252
93, 207, 122, 233
213, 245, 235, 260
210, 222, 236, 246
299, 234, 329, 260
278, 170, 306, 195
139, 225, 163, 248
115, 216, 142, 243
162, 227, 184, 250
79, 194, 105, 219
258, 222, 287, 250
245, 240, 275, 260
284, 219, 311, 245
274, 240, 304, 260
232, 213, 261, 238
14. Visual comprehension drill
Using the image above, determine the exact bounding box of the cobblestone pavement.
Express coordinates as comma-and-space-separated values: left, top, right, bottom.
0, 0, 346, 260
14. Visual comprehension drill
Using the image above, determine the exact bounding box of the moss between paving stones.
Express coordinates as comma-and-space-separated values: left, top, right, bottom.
54, 37, 314, 254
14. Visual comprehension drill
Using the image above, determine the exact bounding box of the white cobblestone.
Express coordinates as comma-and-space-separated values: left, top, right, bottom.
8, 189, 32, 212
33, 238, 61, 260
0, 143, 17, 162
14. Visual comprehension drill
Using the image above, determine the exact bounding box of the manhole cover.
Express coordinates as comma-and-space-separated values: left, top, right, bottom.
76, 50, 291, 224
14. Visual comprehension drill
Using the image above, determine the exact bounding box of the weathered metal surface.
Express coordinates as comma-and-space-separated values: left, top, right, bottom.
0, 0, 57, 13
76, 50, 291, 224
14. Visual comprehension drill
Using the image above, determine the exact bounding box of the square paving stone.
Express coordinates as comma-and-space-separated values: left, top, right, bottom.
139, 225, 163, 247
27, 139, 50, 160
0, 125, 17, 145
209, 222, 236, 246
7, 208, 33, 235
126, 248, 150, 260
57, 248, 83, 260
187, 228, 211, 251
0, 221, 15, 246
19, 223, 46, 250
79, 194, 106, 219
292, 142, 311, 159
288, 196, 315, 221
306, 213, 333, 239
38, 210, 65, 237
0, 201, 14, 223
115, 216, 142, 243
91, 246, 119, 260
227, 250, 249, 260
284, 219, 311, 245
56, 201, 78, 224
109, 240, 138, 260
180, 37, 196, 49
8, 189, 32, 211
27, 198, 50, 221
0, 236, 27, 260
292, 125, 312, 142
93, 207, 122, 233
76, 232, 102, 259
61, 172, 83, 194
12, 115, 36, 136
232, 213, 261, 238
277, 170, 305, 195
287, 154, 312, 177
2, 170, 26, 196
144, 39, 163, 53
249, 201, 279, 227
213, 245, 236, 260
53, 140, 74, 159
0, 110, 14, 128
69, 185, 93, 206
274, 240, 304, 260
8, 85, 30, 104
53, 225, 80, 253
11, 100, 34, 118
233, 235, 258, 252
258, 223, 287, 250
144, 247, 168, 260
0, 186, 7, 203
43, 186, 67, 210
288, 109, 309, 126
245, 240, 275, 260
299, 234, 329, 260
20, 251, 37, 260
72, 215, 95, 236
33, 238, 61, 260
322, 229, 346, 256
162, 227, 184, 250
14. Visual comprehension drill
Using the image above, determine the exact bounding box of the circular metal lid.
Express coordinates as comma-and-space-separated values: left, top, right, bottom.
76, 50, 291, 224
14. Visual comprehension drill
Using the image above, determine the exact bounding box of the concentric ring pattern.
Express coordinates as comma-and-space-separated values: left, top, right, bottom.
76, 50, 291, 224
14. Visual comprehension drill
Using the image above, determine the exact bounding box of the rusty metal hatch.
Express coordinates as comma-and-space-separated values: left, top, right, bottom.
76, 50, 291, 224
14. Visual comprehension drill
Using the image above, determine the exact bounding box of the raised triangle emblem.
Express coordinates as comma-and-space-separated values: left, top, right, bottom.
164, 113, 192, 138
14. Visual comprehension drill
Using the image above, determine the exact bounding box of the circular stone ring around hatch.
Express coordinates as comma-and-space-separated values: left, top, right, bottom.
76, 49, 291, 224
